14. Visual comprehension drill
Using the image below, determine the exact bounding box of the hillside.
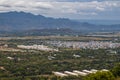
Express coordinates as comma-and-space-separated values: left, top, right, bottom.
0, 11, 120, 33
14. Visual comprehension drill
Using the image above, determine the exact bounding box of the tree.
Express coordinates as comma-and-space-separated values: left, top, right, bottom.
111, 63, 120, 77
84, 71, 115, 80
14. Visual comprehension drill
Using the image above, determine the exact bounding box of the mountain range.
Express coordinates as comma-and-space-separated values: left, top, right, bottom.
0, 11, 120, 36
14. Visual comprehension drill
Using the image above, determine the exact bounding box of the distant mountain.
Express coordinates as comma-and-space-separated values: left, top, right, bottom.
0, 11, 120, 33
0, 11, 86, 31
76, 19, 120, 25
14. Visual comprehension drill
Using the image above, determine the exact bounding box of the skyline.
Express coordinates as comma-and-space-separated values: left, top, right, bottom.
0, 0, 120, 20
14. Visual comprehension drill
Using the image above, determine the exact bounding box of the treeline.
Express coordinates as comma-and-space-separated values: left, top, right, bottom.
0, 48, 120, 80
0, 64, 120, 80
0, 63, 120, 80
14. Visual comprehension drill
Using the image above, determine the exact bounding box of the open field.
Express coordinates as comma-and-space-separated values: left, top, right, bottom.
0, 35, 112, 41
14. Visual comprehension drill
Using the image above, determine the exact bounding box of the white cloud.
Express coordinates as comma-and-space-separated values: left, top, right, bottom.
96, 7, 105, 11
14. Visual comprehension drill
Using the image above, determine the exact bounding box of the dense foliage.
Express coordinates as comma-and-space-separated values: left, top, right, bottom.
111, 63, 120, 77
84, 71, 115, 80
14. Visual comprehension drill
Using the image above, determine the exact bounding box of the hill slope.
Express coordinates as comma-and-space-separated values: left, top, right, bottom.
0, 11, 120, 32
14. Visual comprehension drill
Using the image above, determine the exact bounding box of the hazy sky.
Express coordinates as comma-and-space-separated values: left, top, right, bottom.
0, 0, 120, 20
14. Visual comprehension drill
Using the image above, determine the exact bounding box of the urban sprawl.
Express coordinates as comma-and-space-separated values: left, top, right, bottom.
47, 41, 120, 49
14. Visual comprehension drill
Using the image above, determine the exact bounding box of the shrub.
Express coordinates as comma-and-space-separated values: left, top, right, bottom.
84, 71, 115, 80
111, 63, 120, 77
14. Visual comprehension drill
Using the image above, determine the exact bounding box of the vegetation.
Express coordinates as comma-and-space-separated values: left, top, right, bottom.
0, 36, 120, 80
84, 71, 115, 80
111, 63, 120, 77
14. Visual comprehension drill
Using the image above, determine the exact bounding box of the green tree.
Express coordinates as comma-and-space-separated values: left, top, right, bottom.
84, 71, 115, 80
111, 63, 120, 77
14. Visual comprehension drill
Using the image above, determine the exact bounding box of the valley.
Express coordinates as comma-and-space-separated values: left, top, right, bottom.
0, 34, 120, 80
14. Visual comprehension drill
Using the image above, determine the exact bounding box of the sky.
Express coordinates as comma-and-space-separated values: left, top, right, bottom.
0, 0, 120, 20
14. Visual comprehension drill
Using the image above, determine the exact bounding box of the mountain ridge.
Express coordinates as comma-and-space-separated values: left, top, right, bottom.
0, 11, 120, 32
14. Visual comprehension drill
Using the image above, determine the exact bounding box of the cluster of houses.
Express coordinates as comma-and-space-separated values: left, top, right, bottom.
53, 69, 109, 77
0, 44, 8, 48
47, 41, 120, 49
17, 44, 58, 51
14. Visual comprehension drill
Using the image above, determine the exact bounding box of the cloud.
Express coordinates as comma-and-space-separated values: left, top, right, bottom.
0, 0, 120, 19
15, 0, 119, 2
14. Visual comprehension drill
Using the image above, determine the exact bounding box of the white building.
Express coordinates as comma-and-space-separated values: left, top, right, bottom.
7, 56, 14, 60
52, 72, 68, 77
73, 70, 88, 76
91, 69, 98, 73
101, 69, 109, 72
82, 70, 93, 74
64, 71, 78, 76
